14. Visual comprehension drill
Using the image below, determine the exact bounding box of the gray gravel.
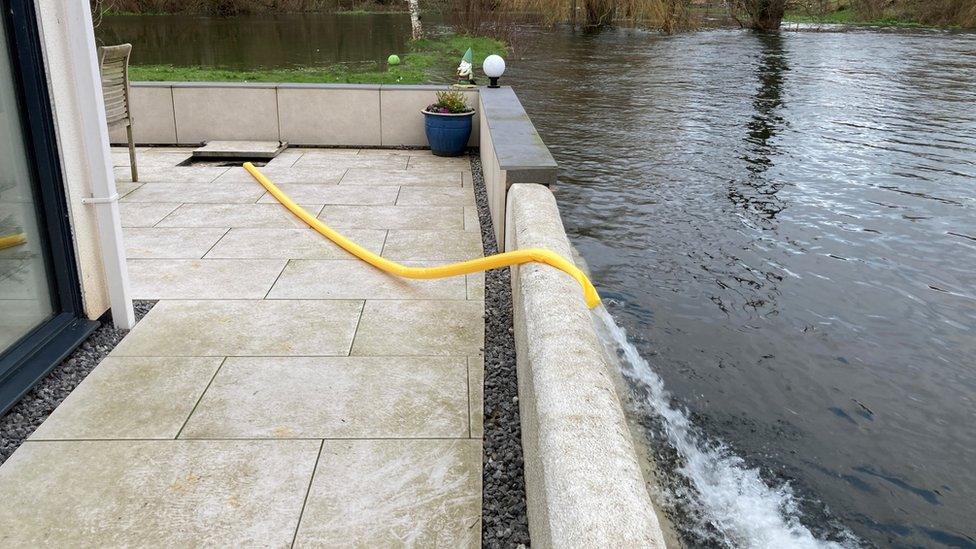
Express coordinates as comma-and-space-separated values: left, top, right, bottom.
0, 300, 156, 465
471, 153, 531, 547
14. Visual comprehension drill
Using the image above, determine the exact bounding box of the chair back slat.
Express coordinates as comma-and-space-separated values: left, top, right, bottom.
98, 44, 133, 126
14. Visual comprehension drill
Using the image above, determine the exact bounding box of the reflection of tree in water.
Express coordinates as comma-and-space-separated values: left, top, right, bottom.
709, 33, 790, 319
729, 32, 789, 223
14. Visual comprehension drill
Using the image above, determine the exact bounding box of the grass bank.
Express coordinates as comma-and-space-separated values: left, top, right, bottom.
128, 34, 505, 85
783, 8, 926, 28
784, 0, 975, 28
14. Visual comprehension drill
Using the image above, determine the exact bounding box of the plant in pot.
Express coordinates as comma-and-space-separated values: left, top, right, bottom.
422, 90, 475, 157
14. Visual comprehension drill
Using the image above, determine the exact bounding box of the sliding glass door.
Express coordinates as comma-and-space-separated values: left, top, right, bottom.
0, 0, 97, 412
0, 11, 55, 352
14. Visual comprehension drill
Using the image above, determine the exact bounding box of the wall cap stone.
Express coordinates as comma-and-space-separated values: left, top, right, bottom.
506, 183, 666, 548
480, 87, 557, 184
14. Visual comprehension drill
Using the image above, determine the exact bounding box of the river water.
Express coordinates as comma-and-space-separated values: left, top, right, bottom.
99, 16, 976, 548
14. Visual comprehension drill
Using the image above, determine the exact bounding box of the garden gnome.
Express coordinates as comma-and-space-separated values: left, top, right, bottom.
457, 48, 476, 85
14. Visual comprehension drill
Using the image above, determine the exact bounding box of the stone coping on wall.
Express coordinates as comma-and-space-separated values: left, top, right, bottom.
478, 87, 557, 186
505, 183, 666, 548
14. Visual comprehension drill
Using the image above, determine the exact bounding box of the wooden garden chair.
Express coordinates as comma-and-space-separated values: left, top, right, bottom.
98, 43, 137, 182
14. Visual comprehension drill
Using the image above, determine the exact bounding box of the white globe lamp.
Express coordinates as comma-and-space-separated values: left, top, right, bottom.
483, 55, 506, 88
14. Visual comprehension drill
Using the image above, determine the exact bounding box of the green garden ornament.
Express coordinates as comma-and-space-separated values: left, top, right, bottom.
456, 47, 476, 86
387, 54, 401, 66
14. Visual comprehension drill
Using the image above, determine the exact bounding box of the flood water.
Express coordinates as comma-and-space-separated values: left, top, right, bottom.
95, 14, 417, 69
512, 27, 976, 548
99, 16, 976, 548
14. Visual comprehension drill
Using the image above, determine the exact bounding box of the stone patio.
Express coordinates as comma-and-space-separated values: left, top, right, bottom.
0, 147, 485, 546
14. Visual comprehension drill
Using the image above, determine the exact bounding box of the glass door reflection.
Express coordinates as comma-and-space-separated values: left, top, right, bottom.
0, 14, 55, 353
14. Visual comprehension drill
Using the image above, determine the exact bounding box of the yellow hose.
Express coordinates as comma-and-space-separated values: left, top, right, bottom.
0, 233, 27, 250
243, 162, 601, 308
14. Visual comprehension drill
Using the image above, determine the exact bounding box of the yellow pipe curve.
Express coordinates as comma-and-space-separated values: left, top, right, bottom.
243, 162, 601, 308
0, 233, 27, 251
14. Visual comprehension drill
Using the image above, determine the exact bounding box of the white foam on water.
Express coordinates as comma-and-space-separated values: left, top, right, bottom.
591, 306, 857, 549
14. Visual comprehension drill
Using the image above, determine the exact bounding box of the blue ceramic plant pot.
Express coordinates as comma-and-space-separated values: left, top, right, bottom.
422, 110, 475, 157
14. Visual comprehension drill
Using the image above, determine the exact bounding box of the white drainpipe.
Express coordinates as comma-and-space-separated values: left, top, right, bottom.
62, 1, 135, 330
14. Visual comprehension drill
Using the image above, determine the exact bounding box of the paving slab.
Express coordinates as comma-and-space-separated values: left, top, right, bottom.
370, 148, 435, 157
113, 299, 364, 357
1, 146, 487, 543
382, 230, 484, 261
319, 205, 463, 230
468, 356, 485, 439
267, 259, 465, 300
256, 183, 399, 206
407, 155, 472, 170
157, 203, 324, 228
127, 259, 286, 299
114, 165, 229, 184
467, 272, 486, 301
294, 439, 481, 547
113, 151, 190, 168
0, 440, 319, 547
29, 357, 223, 440
293, 154, 407, 170
293, 148, 365, 158
340, 168, 462, 187
263, 148, 305, 168
396, 186, 477, 207
215, 166, 346, 185
123, 227, 228, 259
180, 356, 468, 439
116, 180, 142, 197
352, 300, 485, 356
356, 148, 412, 157
121, 182, 266, 204
464, 206, 480, 231
119, 202, 181, 227
204, 227, 386, 259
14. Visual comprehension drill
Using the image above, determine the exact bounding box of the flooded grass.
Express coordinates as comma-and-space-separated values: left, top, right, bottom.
783, 0, 976, 29
783, 9, 928, 28
127, 34, 506, 84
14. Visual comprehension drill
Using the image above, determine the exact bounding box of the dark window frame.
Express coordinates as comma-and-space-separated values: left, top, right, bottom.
0, 0, 99, 414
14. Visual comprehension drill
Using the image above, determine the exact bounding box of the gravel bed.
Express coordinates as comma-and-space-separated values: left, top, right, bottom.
471, 153, 531, 547
0, 300, 156, 465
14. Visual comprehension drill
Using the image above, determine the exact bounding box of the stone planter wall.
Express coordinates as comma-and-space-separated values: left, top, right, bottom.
477, 87, 556, 249
111, 82, 480, 147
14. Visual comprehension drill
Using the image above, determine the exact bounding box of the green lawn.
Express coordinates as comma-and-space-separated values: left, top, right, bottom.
783, 8, 926, 28
128, 34, 507, 85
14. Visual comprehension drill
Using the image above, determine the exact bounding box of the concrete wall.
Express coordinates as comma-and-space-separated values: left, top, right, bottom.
36, 2, 110, 320
505, 183, 666, 548
478, 87, 557, 249
478, 108, 506, 246
111, 83, 479, 147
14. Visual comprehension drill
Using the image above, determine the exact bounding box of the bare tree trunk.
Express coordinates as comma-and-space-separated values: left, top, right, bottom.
753, 0, 785, 30
408, 0, 423, 39
582, 0, 612, 27
729, 0, 785, 31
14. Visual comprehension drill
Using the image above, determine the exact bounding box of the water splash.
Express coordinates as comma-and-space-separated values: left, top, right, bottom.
591, 305, 857, 549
